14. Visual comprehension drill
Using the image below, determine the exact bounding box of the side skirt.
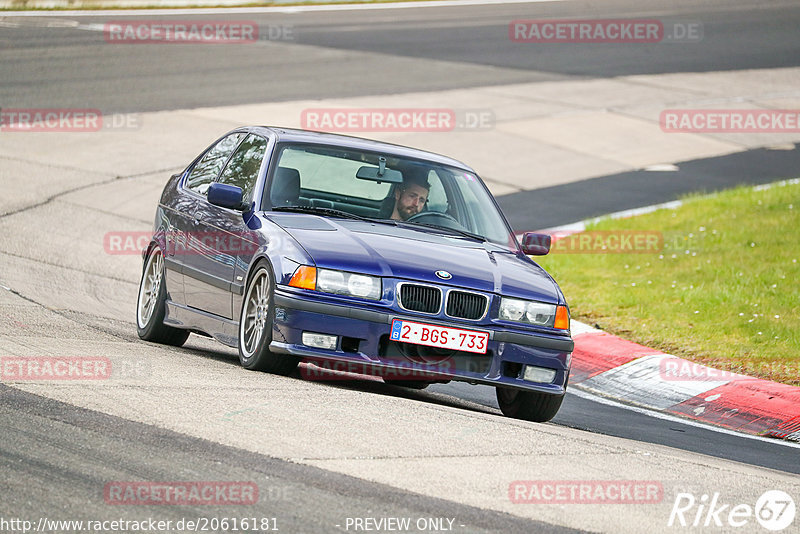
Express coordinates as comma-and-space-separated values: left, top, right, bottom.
164, 300, 239, 348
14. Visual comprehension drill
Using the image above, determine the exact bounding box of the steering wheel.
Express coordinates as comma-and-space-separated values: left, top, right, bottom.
407, 211, 464, 230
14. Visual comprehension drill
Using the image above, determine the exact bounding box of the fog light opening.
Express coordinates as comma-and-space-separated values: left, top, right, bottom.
302, 332, 338, 350
523, 365, 557, 384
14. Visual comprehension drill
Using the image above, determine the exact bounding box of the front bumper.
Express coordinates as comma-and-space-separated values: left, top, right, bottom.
271, 290, 573, 395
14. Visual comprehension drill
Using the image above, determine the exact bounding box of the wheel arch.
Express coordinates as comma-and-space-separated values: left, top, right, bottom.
234, 253, 280, 324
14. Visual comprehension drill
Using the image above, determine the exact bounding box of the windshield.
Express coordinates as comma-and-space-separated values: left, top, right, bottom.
265, 143, 515, 248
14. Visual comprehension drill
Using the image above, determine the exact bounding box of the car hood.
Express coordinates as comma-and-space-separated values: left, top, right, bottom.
268, 215, 561, 303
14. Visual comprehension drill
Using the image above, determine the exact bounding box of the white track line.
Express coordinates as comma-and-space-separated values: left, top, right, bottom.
570, 387, 800, 449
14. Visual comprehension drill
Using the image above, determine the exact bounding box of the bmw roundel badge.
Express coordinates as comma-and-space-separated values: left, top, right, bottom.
435, 270, 452, 280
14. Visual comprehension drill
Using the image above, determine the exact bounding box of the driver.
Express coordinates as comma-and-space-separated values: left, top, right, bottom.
390, 171, 430, 221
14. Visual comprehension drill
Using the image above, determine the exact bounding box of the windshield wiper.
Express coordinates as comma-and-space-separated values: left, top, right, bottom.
407, 222, 487, 243
272, 205, 398, 226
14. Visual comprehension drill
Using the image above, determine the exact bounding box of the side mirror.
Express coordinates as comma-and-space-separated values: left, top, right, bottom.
521, 232, 551, 256
208, 183, 247, 211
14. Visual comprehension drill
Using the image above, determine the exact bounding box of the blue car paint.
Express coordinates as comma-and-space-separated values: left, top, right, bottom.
147, 126, 573, 396
269, 296, 570, 394
269, 215, 561, 301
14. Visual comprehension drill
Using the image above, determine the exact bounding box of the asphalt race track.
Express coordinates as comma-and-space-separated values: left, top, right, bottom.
2, 0, 800, 112
1, 1, 799, 532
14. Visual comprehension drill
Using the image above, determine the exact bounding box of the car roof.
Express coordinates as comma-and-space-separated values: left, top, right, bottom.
245, 126, 476, 172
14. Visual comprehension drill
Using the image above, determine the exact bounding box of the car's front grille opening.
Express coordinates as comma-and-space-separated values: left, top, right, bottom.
446, 291, 488, 320
380, 336, 492, 375
398, 284, 441, 314
341, 336, 360, 353
502, 361, 523, 379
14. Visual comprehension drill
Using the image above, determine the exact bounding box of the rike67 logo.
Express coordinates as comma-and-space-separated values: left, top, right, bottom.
669, 490, 796, 531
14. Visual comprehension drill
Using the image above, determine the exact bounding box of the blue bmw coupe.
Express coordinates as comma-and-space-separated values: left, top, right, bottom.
137, 127, 573, 422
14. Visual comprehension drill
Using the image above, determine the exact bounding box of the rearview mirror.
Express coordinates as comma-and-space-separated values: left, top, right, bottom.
208, 183, 248, 211
356, 165, 403, 184
521, 232, 551, 256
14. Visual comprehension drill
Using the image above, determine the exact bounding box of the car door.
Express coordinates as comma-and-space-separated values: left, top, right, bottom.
172, 132, 244, 312
183, 133, 269, 319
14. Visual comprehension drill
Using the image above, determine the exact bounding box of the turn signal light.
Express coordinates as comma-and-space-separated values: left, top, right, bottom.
554, 305, 570, 330
288, 266, 317, 290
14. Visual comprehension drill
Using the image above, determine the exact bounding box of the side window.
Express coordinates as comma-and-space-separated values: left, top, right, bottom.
216, 134, 269, 204
185, 133, 244, 196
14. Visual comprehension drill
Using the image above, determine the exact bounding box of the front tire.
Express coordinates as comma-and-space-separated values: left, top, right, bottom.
238, 262, 299, 375
136, 245, 189, 347
496, 387, 564, 423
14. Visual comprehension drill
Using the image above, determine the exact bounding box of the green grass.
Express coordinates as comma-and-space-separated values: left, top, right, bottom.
537, 179, 800, 386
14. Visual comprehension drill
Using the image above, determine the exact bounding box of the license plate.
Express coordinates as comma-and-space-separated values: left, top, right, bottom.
390, 319, 489, 354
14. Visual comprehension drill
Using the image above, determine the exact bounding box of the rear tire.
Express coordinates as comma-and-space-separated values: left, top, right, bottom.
136, 246, 190, 347
496, 387, 564, 423
238, 262, 299, 375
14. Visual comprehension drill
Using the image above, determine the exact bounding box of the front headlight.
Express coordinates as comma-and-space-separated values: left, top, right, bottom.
499, 297, 569, 330
290, 266, 382, 301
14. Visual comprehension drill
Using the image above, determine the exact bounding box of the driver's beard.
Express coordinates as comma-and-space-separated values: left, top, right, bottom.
401, 206, 419, 221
